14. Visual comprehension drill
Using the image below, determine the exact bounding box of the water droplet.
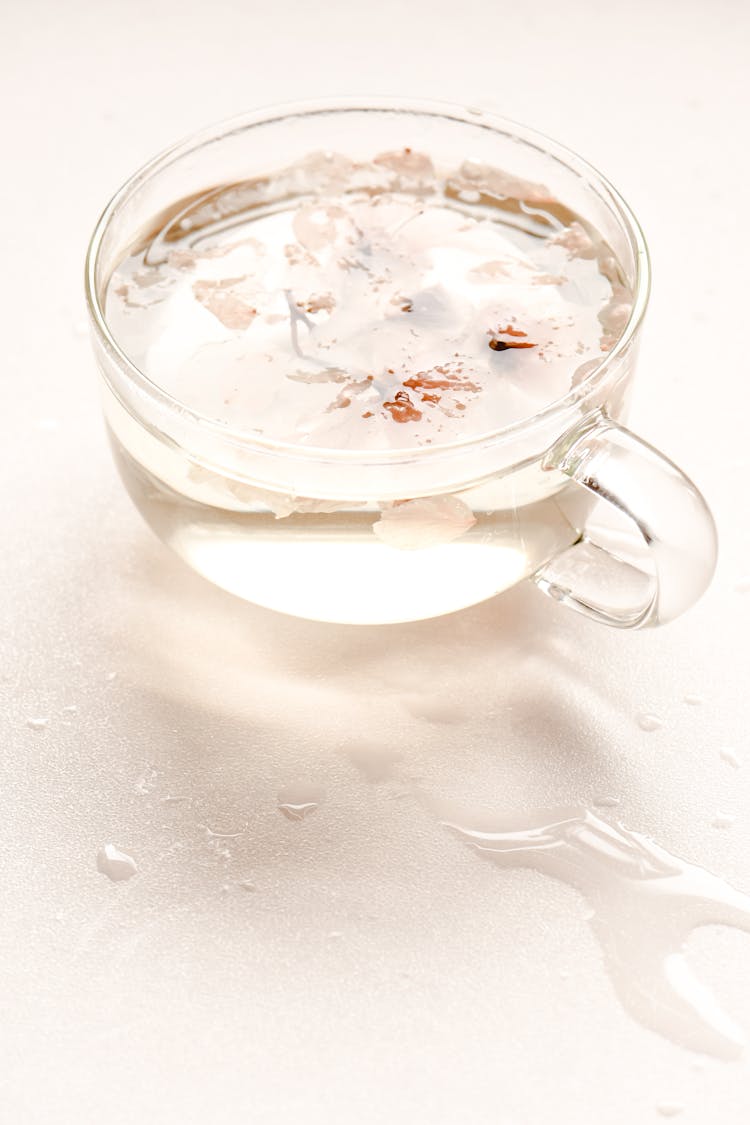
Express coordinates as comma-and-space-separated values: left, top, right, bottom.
196, 826, 233, 861
239, 880, 257, 892
711, 814, 735, 830
328, 930, 343, 939
160, 794, 192, 805
735, 576, 750, 593
97, 844, 138, 882
198, 823, 247, 839
279, 802, 319, 822
656, 1103, 684, 1118
277, 782, 324, 821
638, 712, 664, 732
26, 716, 49, 731
431, 798, 750, 1059
683, 694, 704, 706
719, 748, 742, 769
105, 671, 117, 683
221, 883, 231, 894
133, 767, 158, 796
61, 704, 78, 715
593, 795, 621, 808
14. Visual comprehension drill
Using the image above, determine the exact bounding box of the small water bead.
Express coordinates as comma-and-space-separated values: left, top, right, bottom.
97, 844, 138, 882
133, 767, 158, 796
656, 1104, 684, 1118
592, 795, 621, 809
26, 716, 49, 730
719, 747, 742, 769
683, 694, 704, 706
545, 583, 566, 603
637, 712, 665, 732
199, 823, 247, 839
277, 782, 325, 821
711, 814, 735, 830
278, 800, 320, 822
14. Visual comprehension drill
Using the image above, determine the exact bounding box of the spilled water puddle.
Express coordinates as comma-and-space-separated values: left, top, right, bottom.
432, 800, 750, 1059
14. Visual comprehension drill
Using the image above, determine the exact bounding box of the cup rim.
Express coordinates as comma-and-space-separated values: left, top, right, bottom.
85, 95, 650, 465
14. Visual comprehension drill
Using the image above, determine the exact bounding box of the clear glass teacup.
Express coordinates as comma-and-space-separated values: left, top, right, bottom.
86, 99, 716, 627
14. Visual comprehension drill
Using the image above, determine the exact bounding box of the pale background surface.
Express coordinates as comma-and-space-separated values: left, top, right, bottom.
2, 1, 749, 1122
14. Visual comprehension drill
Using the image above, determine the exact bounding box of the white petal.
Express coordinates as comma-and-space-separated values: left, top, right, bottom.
373, 495, 476, 550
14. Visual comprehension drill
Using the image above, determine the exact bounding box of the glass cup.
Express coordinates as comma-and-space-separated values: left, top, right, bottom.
85, 99, 717, 627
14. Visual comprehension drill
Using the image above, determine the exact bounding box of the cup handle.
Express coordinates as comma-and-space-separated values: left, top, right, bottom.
532, 411, 718, 628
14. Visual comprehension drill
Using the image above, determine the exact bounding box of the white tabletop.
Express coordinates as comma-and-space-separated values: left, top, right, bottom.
3, 1, 749, 1122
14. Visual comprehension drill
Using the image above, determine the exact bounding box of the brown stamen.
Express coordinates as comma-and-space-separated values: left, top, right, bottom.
489, 338, 536, 351
403, 371, 481, 393
383, 390, 422, 423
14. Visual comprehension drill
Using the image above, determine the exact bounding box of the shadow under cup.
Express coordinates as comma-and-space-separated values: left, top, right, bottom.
85, 100, 715, 627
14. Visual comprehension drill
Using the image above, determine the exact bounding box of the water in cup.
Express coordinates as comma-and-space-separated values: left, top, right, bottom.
102, 148, 634, 622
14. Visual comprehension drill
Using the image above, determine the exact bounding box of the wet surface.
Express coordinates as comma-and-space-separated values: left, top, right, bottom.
4, 1, 750, 1123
